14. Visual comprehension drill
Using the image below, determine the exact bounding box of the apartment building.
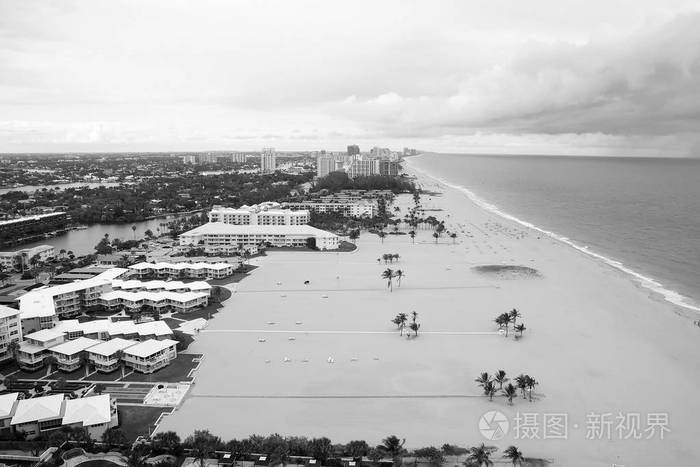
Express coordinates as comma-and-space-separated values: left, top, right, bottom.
0, 305, 22, 362
9, 393, 117, 440
260, 147, 276, 173
0, 212, 68, 248
87, 338, 138, 373
0, 245, 55, 272
127, 261, 234, 280
17, 327, 66, 371
282, 200, 376, 218
49, 337, 100, 372
122, 339, 178, 374
100, 290, 208, 314
111, 279, 211, 296
208, 202, 309, 225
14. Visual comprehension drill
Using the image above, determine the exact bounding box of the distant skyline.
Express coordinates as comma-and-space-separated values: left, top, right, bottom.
1, 0, 699, 156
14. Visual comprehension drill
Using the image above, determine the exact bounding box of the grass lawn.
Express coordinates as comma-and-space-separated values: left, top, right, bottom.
172, 301, 223, 321
14, 368, 47, 380
122, 354, 202, 383
0, 360, 19, 376
163, 317, 183, 329
85, 370, 125, 382
207, 265, 259, 286
117, 405, 173, 441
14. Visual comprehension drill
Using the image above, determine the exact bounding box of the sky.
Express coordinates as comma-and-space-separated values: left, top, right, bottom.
1, 0, 699, 156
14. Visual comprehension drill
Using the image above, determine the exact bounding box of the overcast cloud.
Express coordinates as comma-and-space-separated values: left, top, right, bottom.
1, 0, 699, 155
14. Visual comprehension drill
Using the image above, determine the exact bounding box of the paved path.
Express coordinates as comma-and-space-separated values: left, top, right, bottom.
190, 394, 486, 399
201, 329, 500, 335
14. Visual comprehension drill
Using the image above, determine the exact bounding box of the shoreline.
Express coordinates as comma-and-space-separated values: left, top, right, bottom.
405, 154, 700, 319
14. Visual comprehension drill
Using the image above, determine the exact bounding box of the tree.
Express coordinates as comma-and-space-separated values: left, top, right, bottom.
145, 229, 154, 239
514, 323, 526, 338
8, 340, 20, 363
378, 231, 386, 243
502, 383, 517, 405
475, 372, 491, 390
394, 269, 404, 287
115, 349, 126, 379
368, 448, 383, 467
493, 370, 508, 389
464, 444, 496, 467
413, 447, 444, 467
152, 430, 182, 455
409, 321, 420, 337
525, 375, 538, 402
432, 232, 439, 243
44, 355, 57, 375
381, 435, 406, 461
381, 268, 394, 292
450, 232, 457, 243
508, 308, 521, 325
185, 429, 221, 467
102, 427, 128, 447
514, 374, 528, 399
309, 437, 333, 463
79, 354, 90, 378
483, 381, 497, 401
55, 376, 67, 389
349, 229, 360, 244
495, 312, 512, 337
409, 230, 416, 243
502, 446, 524, 466
131, 224, 137, 240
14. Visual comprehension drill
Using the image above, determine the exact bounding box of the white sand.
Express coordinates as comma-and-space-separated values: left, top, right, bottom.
158, 170, 700, 466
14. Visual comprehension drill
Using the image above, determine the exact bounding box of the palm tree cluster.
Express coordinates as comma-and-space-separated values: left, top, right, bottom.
379, 253, 400, 263
494, 308, 526, 338
381, 268, 404, 291
392, 311, 421, 338
463, 444, 525, 466
475, 370, 539, 403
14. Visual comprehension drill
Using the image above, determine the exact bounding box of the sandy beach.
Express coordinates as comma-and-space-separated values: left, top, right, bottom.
157, 165, 700, 466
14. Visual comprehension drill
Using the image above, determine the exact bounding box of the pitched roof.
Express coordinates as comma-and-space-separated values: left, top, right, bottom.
123, 339, 177, 358
180, 222, 338, 238
0, 304, 20, 319
62, 394, 112, 426
86, 338, 138, 357
49, 337, 100, 356
11, 394, 64, 424
0, 393, 19, 418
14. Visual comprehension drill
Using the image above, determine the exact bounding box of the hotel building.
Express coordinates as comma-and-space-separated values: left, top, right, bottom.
282, 200, 376, 218
180, 223, 340, 250
127, 261, 235, 280
209, 202, 309, 225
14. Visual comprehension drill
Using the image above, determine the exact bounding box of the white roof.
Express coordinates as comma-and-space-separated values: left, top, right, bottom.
62, 394, 112, 426
123, 338, 177, 358
86, 338, 138, 357
0, 393, 19, 418
49, 337, 100, 356
100, 290, 208, 303
11, 394, 64, 424
24, 327, 65, 343
111, 279, 211, 292
180, 222, 338, 238
129, 261, 232, 271
0, 304, 20, 319
133, 320, 173, 337
18, 268, 128, 319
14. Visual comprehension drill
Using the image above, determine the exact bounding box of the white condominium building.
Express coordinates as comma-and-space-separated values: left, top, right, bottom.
122, 339, 178, 374
180, 223, 340, 250
348, 159, 379, 178
0, 245, 55, 272
100, 290, 209, 314
316, 155, 334, 178
261, 147, 276, 173
87, 338, 138, 373
208, 202, 309, 225
49, 337, 101, 372
282, 200, 376, 218
0, 305, 22, 362
127, 261, 234, 279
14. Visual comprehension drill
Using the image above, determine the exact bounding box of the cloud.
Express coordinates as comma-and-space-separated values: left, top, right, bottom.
0, 0, 699, 154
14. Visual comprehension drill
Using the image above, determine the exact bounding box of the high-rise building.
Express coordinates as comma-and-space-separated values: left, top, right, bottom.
379, 160, 400, 176
261, 147, 276, 173
231, 153, 247, 163
347, 145, 360, 156
348, 159, 379, 178
317, 155, 334, 178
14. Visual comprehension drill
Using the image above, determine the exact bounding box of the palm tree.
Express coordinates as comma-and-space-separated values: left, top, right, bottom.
44, 355, 57, 375
514, 374, 528, 399
409, 230, 416, 243
378, 231, 386, 243
7, 340, 20, 364
483, 381, 497, 401
493, 370, 508, 389
115, 350, 126, 379
495, 312, 512, 336
349, 229, 360, 244
514, 323, 526, 338
502, 383, 517, 405
381, 435, 405, 461
131, 225, 137, 240
392, 254, 399, 262
411, 310, 418, 322
432, 232, 439, 243
464, 443, 496, 467
79, 354, 90, 378
525, 375, 538, 402
508, 308, 521, 325
381, 268, 394, 292
67, 250, 75, 260
450, 232, 457, 244
394, 270, 404, 287
409, 321, 420, 337
502, 446, 524, 466
475, 372, 491, 390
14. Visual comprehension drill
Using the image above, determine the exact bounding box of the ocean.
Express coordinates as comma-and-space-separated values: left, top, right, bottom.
408, 153, 700, 314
